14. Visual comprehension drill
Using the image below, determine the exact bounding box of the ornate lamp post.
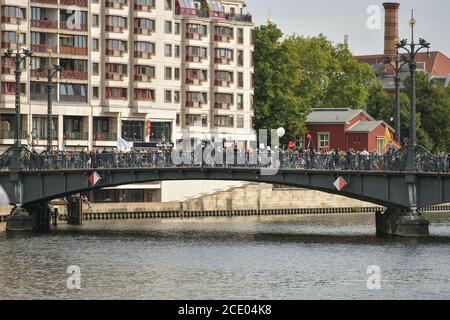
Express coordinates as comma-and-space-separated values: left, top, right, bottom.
2, 30, 33, 168
383, 49, 408, 143
34, 48, 62, 152
396, 10, 431, 171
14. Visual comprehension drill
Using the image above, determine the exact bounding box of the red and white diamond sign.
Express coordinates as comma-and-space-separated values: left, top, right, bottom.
88, 172, 102, 187
333, 176, 348, 191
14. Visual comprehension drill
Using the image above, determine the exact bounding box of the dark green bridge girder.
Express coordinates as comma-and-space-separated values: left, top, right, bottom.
0, 168, 449, 209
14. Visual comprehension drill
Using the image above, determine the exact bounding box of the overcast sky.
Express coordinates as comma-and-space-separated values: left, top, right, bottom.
245, 0, 450, 56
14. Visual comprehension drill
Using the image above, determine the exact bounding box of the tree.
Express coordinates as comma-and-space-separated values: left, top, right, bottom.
253, 23, 304, 143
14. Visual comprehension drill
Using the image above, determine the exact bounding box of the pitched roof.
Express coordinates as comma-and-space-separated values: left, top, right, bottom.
306, 108, 373, 124
354, 51, 450, 78
347, 121, 383, 133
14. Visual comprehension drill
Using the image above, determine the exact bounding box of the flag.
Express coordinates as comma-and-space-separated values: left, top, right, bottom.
384, 126, 401, 152
333, 177, 348, 191
88, 172, 102, 187
117, 137, 132, 151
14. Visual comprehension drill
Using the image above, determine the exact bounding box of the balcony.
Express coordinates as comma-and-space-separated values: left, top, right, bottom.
35, 130, 58, 140
175, 8, 252, 23
60, 0, 87, 6
30, 19, 58, 29
64, 132, 88, 140
214, 35, 232, 43
186, 78, 206, 85
0, 131, 28, 139
134, 51, 153, 59
30, 69, 57, 78
186, 55, 206, 63
60, 46, 88, 55
93, 132, 117, 141
1, 16, 22, 24
214, 79, 232, 87
105, 73, 124, 81
60, 21, 87, 31
185, 101, 203, 108
214, 102, 232, 109
134, 27, 153, 35
134, 4, 153, 12
1, 66, 14, 74
215, 57, 233, 65
134, 74, 153, 82
106, 1, 127, 9
31, 44, 57, 53
186, 32, 205, 40
62, 70, 88, 80
31, 0, 58, 4
106, 25, 126, 33
106, 48, 127, 57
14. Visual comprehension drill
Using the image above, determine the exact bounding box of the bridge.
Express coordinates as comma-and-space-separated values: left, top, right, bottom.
0, 147, 449, 236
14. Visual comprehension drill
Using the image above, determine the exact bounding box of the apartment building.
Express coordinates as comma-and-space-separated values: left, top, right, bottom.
0, 0, 255, 154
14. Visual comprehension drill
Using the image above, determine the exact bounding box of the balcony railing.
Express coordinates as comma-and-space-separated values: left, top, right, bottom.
134, 74, 153, 82
186, 32, 205, 40
60, 46, 88, 55
106, 25, 127, 33
1, 16, 22, 24
106, 48, 126, 56
214, 102, 232, 109
134, 27, 154, 35
93, 132, 117, 141
1, 66, 14, 74
106, 1, 127, 9
105, 73, 124, 81
35, 130, 58, 140
30, 19, 58, 29
186, 55, 206, 62
64, 132, 88, 140
1, 41, 25, 49
0, 131, 28, 139
215, 57, 233, 64
175, 8, 252, 23
134, 51, 153, 58
60, 0, 87, 7
60, 21, 88, 31
31, 44, 57, 53
214, 34, 232, 42
62, 70, 88, 80
134, 4, 153, 12
31, 0, 58, 4
60, 95, 87, 103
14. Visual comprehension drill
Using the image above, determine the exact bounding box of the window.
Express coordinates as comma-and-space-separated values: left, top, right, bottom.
2, 6, 26, 19
165, 0, 172, 10
214, 116, 234, 127
164, 44, 172, 57
93, 63, 99, 74
376, 137, 385, 154
175, 22, 180, 34
59, 84, 87, 102
134, 65, 155, 78
318, 133, 330, 149
215, 26, 233, 38
237, 28, 244, 44
134, 41, 155, 54
106, 63, 127, 74
176, 114, 180, 126
237, 72, 243, 88
136, 0, 155, 6
216, 48, 233, 60
122, 120, 144, 142
135, 18, 155, 31
215, 93, 233, 104
165, 90, 172, 103
150, 122, 171, 142
237, 50, 243, 66
164, 20, 172, 34
93, 87, 99, 98
32, 116, 57, 140
92, 38, 99, 50
106, 87, 127, 99
92, 14, 99, 27
2, 31, 25, 45
174, 91, 180, 103
134, 88, 155, 100
165, 67, 172, 80
174, 68, 180, 80
174, 45, 180, 58
237, 94, 243, 110
187, 24, 207, 35
107, 39, 127, 51
216, 70, 232, 82
186, 114, 202, 126
1, 82, 25, 94
187, 92, 207, 103
186, 46, 207, 58
236, 116, 244, 128
106, 15, 127, 28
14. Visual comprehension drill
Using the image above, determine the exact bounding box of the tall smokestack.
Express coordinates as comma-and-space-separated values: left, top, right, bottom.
383, 2, 400, 57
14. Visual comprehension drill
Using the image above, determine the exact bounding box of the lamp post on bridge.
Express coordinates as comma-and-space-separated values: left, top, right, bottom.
383, 50, 408, 143
34, 48, 62, 153
2, 30, 33, 169
396, 10, 431, 171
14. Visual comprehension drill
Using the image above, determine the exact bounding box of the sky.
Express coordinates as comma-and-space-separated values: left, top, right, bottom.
245, 0, 450, 56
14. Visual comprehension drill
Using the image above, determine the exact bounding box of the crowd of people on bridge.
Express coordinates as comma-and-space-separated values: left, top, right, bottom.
1, 143, 449, 173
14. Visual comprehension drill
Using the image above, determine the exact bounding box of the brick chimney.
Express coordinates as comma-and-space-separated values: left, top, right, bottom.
383, 2, 400, 57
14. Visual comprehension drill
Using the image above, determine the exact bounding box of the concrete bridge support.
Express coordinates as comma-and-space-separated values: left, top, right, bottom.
376, 209, 430, 236
6, 203, 52, 232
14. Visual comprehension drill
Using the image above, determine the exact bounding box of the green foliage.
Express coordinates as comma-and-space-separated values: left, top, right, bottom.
253, 26, 375, 142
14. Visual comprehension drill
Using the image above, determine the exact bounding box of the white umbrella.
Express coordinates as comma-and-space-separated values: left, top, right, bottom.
0, 185, 10, 207
117, 137, 132, 152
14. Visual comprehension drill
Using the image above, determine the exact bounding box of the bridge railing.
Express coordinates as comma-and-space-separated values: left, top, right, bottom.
0, 150, 448, 173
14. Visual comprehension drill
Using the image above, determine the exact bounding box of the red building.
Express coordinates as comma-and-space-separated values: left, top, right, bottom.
305, 108, 394, 153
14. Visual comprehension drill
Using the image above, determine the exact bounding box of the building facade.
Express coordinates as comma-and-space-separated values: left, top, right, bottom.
305, 108, 393, 154
0, 0, 255, 153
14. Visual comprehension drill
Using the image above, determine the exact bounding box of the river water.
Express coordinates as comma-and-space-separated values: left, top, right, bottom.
0, 212, 449, 300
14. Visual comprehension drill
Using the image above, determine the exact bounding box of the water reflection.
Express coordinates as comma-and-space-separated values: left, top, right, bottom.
0, 212, 449, 300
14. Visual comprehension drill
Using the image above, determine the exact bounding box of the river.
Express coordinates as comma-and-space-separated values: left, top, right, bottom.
0, 212, 449, 300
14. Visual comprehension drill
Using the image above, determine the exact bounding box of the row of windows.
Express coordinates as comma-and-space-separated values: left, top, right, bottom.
182, 114, 246, 128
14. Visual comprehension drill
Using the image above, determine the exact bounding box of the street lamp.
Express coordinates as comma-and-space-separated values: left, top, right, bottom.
2, 30, 33, 169
34, 48, 62, 153
396, 9, 431, 171
383, 50, 409, 143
